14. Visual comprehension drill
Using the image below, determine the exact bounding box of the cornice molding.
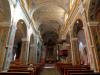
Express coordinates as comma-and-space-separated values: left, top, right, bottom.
0, 21, 11, 27
22, 38, 29, 42
87, 21, 99, 26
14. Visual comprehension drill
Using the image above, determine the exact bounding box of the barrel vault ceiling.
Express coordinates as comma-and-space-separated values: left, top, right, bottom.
31, 0, 69, 45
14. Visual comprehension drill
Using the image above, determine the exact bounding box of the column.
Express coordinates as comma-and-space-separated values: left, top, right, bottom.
69, 27, 81, 65
70, 37, 81, 65
66, 44, 71, 64
87, 22, 100, 72
3, 24, 17, 71
20, 38, 29, 65
0, 25, 10, 71
40, 45, 45, 64
28, 44, 34, 64
53, 45, 57, 62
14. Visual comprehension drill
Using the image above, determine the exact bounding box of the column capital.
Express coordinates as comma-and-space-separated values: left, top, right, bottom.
87, 21, 99, 27
82, 26, 86, 30
66, 44, 70, 46
21, 38, 29, 42
30, 44, 34, 47
71, 37, 78, 41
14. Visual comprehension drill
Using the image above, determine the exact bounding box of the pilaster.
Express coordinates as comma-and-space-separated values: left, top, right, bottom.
70, 29, 80, 65
28, 44, 35, 64
0, 22, 10, 71
87, 22, 100, 72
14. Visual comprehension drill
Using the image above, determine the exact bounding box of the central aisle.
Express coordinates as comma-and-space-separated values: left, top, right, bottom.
40, 64, 60, 75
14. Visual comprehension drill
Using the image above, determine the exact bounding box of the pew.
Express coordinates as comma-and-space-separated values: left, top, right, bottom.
64, 68, 91, 75
55, 63, 100, 75
70, 72, 100, 75
0, 72, 30, 75
66, 70, 93, 75
60, 64, 90, 75
56, 63, 90, 72
8, 69, 34, 75
55, 63, 93, 75
9, 63, 43, 75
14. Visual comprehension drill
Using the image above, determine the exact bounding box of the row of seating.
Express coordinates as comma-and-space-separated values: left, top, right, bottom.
56, 62, 100, 75
0, 63, 44, 75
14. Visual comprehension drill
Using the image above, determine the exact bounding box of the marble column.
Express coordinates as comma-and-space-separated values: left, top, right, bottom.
20, 38, 29, 65
28, 44, 34, 64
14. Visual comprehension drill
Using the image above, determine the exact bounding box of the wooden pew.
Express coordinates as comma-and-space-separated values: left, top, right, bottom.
56, 63, 72, 74
9, 64, 34, 75
56, 63, 90, 72
64, 68, 91, 75
62, 65, 90, 75
55, 63, 92, 75
9, 63, 43, 75
8, 69, 34, 75
70, 72, 100, 75
0, 72, 30, 75
66, 70, 93, 75
55, 63, 100, 75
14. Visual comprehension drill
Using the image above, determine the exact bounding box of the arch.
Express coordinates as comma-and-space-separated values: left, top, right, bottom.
17, 19, 27, 38
72, 19, 89, 65
28, 34, 35, 64
12, 19, 27, 63
73, 19, 83, 37
77, 29, 88, 65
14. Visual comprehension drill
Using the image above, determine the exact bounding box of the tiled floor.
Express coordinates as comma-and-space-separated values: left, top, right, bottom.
40, 64, 60, 75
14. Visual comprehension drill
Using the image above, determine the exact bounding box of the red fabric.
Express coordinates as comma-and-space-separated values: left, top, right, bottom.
58, 49, 68, 56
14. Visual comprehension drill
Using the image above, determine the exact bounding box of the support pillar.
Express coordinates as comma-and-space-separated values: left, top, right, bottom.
28, 44, 34, 64
80, 9, 99, 71
20, 38, 29, 65
70, 37, 81, 65
40, 45, 45, 64
0, 24, 10, 71
87, 22, 100, 72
